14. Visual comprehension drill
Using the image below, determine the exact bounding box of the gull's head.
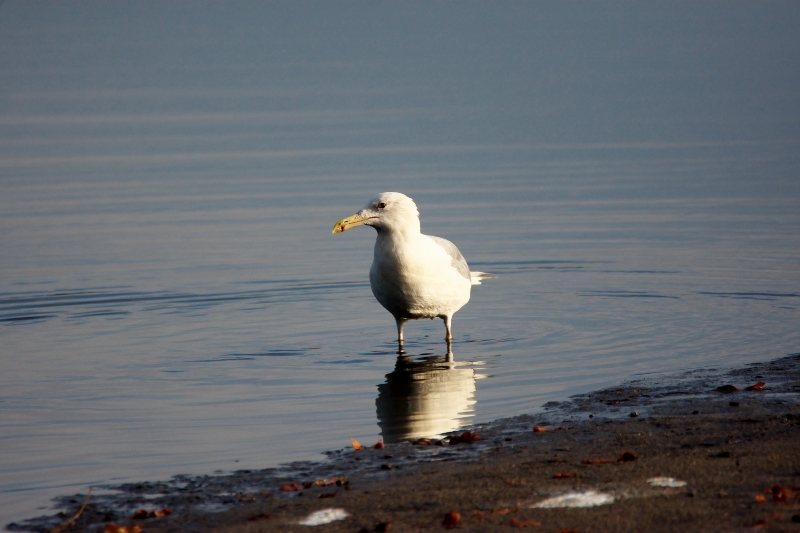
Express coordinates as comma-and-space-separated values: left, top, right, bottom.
332, 192, 420, 235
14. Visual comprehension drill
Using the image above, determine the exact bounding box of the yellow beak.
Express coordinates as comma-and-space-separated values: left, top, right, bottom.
332, 213, 374, 234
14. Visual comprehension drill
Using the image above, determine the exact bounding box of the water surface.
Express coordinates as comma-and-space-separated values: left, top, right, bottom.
2, 2, 799, 526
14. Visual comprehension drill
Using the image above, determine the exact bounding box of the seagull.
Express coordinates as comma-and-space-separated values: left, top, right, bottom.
332, 192, 492, 345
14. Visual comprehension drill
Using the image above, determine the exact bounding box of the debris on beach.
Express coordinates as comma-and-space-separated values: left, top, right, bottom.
553, 472, 577, 479
716, 384, 739, 393
491, 507, 519, 515
48, 488, 92, 533
410, 438, 444, 446
769, 485, 795, 503
531, 490, 615, 508
130, 508, 172, 519
351, 438, 365, 450
617, 451, 638, 462
314, 476, 347, 487
509, 517, 541, 527
442, 511, 461, 527
532, 425, 547, 432
103, 525, 141, 533
448, 431, 479, 444
746, 381, 766, 391
298, 508, 350, 526
647, 477, 687, 488
581, 457, 615, 465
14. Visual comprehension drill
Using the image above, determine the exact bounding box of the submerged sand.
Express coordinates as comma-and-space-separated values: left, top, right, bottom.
8, 354, 800, 533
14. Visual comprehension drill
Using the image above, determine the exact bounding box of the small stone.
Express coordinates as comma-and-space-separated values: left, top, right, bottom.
629, 412, 638, 418
729, 401, 740, 407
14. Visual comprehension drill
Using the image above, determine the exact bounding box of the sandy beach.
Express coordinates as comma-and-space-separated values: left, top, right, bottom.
9, 353, 799, 533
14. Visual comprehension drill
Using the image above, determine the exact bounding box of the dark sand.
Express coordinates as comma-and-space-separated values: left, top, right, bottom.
9, 354, 800, 533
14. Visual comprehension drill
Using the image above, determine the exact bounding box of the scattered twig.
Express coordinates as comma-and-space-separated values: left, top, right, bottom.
49, 487, 92, 533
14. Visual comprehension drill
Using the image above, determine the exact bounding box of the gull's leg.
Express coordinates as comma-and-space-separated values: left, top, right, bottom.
443, 315, 453, 342
395, 317, 408, 345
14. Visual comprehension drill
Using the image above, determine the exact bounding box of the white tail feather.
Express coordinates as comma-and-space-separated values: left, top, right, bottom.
470, 271, 497, 286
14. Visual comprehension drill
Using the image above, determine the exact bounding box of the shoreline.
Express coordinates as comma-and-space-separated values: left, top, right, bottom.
8, 353, 800, 533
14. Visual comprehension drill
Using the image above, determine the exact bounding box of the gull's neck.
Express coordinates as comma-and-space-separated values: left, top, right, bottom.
375, 218, 422, 242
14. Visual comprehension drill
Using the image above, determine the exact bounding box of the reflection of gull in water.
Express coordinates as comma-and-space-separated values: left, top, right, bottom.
376, 351, 479, 442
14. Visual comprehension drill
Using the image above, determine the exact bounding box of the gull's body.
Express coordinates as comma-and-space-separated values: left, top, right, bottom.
333, 192, 491, 344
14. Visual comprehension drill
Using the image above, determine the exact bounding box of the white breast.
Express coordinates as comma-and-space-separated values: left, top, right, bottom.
370, 232, 471, 319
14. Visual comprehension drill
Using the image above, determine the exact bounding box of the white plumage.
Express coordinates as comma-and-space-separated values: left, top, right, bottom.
333, 192, 492, 344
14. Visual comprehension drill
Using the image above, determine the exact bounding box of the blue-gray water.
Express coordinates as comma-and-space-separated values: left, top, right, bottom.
2, 1, 799, 527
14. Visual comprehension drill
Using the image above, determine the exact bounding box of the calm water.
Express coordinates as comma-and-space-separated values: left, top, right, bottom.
2, 2, 800, 527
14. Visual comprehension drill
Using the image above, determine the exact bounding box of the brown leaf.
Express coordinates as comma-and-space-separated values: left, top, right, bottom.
449, 431, 478, 444
373, 439, 384, 449
318, 492, 337, 499
351, 438, 365, 451
755, 494, 767, 503
581, 458, 614, 465
772, 485, 792, 503
442, 511, 461, 528
617, 451, 638, 462
471, 511, 485, 519
104, 526, 142, 533
131, 508, 171, 519
745, 381, 766, 391
553, 472, 577, 479
279, 482, 300, 491
510, 518, 541, 527
716, 384, 739, 393
492, 507, 519, 515
532, 426, 547, 433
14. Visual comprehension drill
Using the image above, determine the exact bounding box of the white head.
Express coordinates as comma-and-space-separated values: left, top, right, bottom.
333, 192, 421, 235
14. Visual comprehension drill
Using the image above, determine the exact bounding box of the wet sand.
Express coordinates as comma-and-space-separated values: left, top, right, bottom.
9, 354, 800, 533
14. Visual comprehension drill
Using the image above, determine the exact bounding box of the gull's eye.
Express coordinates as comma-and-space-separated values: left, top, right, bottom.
377, 202, 387, 209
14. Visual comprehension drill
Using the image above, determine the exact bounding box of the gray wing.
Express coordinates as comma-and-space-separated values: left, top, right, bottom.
428, 235, 471, 280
